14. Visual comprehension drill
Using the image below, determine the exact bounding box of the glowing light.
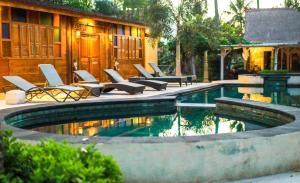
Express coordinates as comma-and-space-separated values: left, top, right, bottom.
76, 30, 81, 38
146, 118, 151, 124
108, 34, 113, 42
78, 127, 83, 135
145, 28, 150, 35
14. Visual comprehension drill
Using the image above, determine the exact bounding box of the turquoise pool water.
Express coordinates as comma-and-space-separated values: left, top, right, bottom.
30, 108, 268, 137
27, 85, 298, 137
179, 86, 300, 107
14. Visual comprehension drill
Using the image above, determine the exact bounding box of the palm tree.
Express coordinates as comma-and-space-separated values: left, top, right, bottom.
227, 0, 251, 30
214, 0, 220, 30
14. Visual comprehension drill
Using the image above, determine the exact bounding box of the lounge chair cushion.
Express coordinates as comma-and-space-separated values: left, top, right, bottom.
39, 64, 64, 86
74, 70, 99, 83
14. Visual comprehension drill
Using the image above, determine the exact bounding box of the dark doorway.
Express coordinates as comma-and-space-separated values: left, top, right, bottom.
292, 53, 300, 72
264, 51, 272, 70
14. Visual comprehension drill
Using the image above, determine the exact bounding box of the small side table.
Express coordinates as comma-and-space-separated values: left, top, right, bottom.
129, 76, 145, 82
186, 75, 197, 85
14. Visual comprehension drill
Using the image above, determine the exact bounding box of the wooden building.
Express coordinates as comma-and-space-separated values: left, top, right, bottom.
0, 0, 157, 87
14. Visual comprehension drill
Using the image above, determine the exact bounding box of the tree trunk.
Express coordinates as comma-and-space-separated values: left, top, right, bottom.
175, 36, 181, 76
190, 56, 196, 75
214, 0, 220, 30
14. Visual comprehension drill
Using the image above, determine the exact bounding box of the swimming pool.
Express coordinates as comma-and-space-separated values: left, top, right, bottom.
11, 85, 298, 137
29, 108, 268, 137
179, 86, 300, 107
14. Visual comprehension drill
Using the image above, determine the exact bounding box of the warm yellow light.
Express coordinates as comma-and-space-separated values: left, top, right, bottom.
78, 127, 83, 134
145, 28, 150, 35
76, 30, 81, 38
86, 26, 94, 34
108, 34, 113, 42
79, 18, 95, 26
146, 118, 151, 124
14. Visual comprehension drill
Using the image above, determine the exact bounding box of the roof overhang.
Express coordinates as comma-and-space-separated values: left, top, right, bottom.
220, 42, 300, 49
0, 0, 146, 28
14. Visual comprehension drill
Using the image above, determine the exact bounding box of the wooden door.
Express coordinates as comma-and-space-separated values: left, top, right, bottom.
79, 34, 100, 80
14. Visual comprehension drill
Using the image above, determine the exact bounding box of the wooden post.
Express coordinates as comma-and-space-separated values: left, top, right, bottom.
242, 48, 250, 70
220, 49, 230, 80
66, 17, 73, 84
203, 50, 209, 83
274, 47, 278, 70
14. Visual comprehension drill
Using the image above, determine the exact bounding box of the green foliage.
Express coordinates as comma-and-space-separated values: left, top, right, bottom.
285, 0, 300, 11
0, 130, 122, 183
259, 70, 288, 74
50, 0, 95, 10
95, 0, 121, 17
226, 0, 251, 30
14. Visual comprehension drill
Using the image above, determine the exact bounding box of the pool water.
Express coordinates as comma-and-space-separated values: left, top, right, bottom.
179, 86, 300, 107
30, 108, 268, 137
29, 85, 298, 137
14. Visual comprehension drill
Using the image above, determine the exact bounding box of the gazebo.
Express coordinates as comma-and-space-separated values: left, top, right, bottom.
219, 8, 300, 80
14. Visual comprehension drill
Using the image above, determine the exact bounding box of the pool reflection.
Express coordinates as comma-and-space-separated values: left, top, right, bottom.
31, 108, 267, 137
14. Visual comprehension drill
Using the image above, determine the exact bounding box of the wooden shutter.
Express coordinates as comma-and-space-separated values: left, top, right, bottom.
11, 23, 20, 57
35, 25, 41, 57
47, 27, 54, 57
129, 37, 133, 59
132, 38, 136, 59
135, 38, 139, 58
117, 36, 122, 59
20, 24, 29, 57
29, 25, 41, 57
40, 26, 48, 57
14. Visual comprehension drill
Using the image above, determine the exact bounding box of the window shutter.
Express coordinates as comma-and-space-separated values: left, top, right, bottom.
11, 23, 20, 57
47, 27, 54, 57
20, 24, 29, 57
40, 26, 48, 57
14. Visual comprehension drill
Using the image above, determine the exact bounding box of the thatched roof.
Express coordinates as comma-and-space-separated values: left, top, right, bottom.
245, 8, 300, 43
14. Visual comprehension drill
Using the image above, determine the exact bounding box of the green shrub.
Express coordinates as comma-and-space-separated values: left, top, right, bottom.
0, 130, 122, 183
259, 70, 288, 74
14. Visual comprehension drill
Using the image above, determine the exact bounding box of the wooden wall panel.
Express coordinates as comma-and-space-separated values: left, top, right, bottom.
0, 59, 68, 88
0, 59, 10, 87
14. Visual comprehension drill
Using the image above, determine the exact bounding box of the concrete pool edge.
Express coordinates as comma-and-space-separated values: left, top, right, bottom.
96, 98, 300, 182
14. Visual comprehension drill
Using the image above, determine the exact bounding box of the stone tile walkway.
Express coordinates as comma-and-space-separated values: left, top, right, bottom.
0, 82, 220, 109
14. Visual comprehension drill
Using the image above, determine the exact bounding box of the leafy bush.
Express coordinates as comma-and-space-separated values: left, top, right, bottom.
259, 70, 288, 74
0, 130, 122, 183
